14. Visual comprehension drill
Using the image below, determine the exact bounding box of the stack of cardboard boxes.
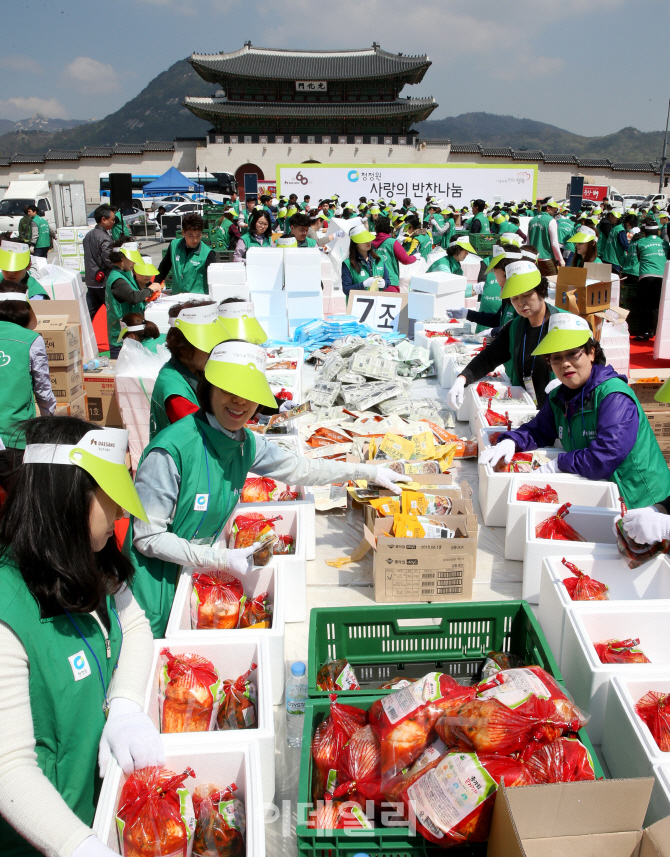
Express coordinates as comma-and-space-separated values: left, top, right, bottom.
56, 226, 93, 274
556, 264, 617, 340
628, 369, 670, 465
34, 311, 86, 418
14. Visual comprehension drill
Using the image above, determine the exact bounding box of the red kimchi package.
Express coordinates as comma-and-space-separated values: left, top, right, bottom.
494, 452, 534, 473
561, 557, 609, 601
308, 796, 372, 830
316, 659, 361, 692
523, 736, 596, 783
240, 476, 277, 503
477, 381, 499, 399
190, 571, 245, 630
192, 783, 245, 857
239, 591, 272, 629
635, 691, 670, 752
229, 512, 282, 549
311, 695, 367, 800
535, 503, 586, 542
217, 666, 257, 731
484, 399, 510, 427
159, 649, 222, 733
333, 724, 384, 808
116, 766, 196, 857
516, 484, 559, 503
594, 638, 651, 664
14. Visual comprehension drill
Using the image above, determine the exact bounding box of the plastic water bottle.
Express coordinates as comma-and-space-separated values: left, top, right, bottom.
286, 662, 308, 747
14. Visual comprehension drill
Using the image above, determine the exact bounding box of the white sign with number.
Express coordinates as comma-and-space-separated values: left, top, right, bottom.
348, 291, 405, 333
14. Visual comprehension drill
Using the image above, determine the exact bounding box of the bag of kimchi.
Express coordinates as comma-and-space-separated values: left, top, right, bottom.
311, 695, 367, 800
484, 399, 510, 427
273, 534, 295, 555
333, 724, 384, 808
494, 452, 534, 473
477, 381, 499, 399
240, 476, 277, 503
159, 649, 221, 734
278, 489, 301, 501
116, 767, 196, 857
516, 484, 559, 503
635, 691, 670, 752
217, 666, 257, 731
594, 639, 650, 664
561, 557, 609, 601
239, 592, 272, 629
316, 658, 360, 692
480, 651, 526, 682
524, 736, 596, 783
190, 572, 245, 630
308, 796, 372, 830
192, 783, 245, 857
535, 503, 586, 541
229, 513, 282, 550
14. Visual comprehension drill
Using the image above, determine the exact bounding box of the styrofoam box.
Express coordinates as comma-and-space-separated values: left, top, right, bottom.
410, 271, 468, 296
284, 248, 322, 293
92, 741, 265, 855
209, 283, 250, 303
239, 478, 315, 560
560, 602, 670, 743
245, 248, 283, 291
166, 564, 285, 707
287, 293, 323, 322
208, 261, 246, 286
413, 322, 473, 372
461, 256, 481, 281
650, 765, 670, 826
506, 474, 619, 561
143, 637, 274, 805
464, 383, 534, 430
523, 507, 619, 604
478, 452, 563, 529
473, 404, 537, 439
144, 294, 189, 334
257, 315, 287, 341
408, 289, 465, 320
250, 290, 286, 317
437, 348, 482, 390
538, 552, 670, 667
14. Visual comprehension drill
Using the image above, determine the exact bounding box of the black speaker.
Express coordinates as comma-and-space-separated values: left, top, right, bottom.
109, 173, 133, 210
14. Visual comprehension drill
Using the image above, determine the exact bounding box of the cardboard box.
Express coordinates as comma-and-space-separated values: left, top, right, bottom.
50, 362, 83, 403
557, 266, 612, 314
487, 778, 670, 857
84, 366, 123, 427
629, 369, 670, 409
364, 495, 475, 532
54, 393, 88, 419
31, 299, 97, 363
582, 311, 603, 342
643, 409, 670, 439
35, 318, 82, 367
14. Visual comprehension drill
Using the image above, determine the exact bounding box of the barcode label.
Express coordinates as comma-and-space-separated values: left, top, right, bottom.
381, 682, 424, 725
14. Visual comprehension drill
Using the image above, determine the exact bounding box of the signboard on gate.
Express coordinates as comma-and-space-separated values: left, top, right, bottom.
582, 185, 608, 202
277, 163, 537, 208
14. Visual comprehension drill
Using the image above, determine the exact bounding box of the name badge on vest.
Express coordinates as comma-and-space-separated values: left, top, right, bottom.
69, 650, 92, 681
523, 375, 538, 407
194, 493, 209, 512
175, 255, 180, 261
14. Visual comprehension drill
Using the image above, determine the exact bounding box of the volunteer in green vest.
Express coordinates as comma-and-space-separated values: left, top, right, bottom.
117, 311, 164, 352
237, 196, 257, 232
601, 210, 628, 272
528, 198, 564, 276
0, 285, 56, 490
130, 340, 411, 637
215, 210, 237, 249
429, 204, 454, 249
275, 206, 289, 235
106, 243, 161, 357
300, 194, 311, 211
367, 205, 381, 234
289, 212, 317, 247
228, 190, 240, 215
233, 208, 273, 262
631, 218, 670, 340
483, 313, 670, 509
156, 213, 215, 295
567, 226, 603, 267
0, 241, 49, 299
468, 199, 490, 235
447, 260, 568, 411
110, 206, 132, 242
402, 215, 433, 260
427, 234, 475, 276
150, 300, 229, 439
25, 204, 51, 258
372, 216, 417, 287
0, 416, 163, 857
341, 222, 391, 297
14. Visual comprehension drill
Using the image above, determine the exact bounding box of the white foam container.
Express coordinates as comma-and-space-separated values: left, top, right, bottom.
283, 247, 322, 293
408, 289, 465, 320
166, 564, 285, 706
464, 383, 535, 431
472, 401, 537, 438
539, 553, 670, 668
560, 602, 670, 742
523, 507, 619, 604
245, 247, 283, 291
410, 271, 468, 296
208, 261, 246, 285
506, 474, 619, 561
650, 764, 670, 825
239, 476, 315, 561
92, 741, 265, 855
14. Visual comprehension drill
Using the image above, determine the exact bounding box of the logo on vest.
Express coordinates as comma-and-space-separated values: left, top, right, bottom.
0, 351, 10, 367
68, 650, 92, 681
194, 493, 209, 511
558, 426, 563, 439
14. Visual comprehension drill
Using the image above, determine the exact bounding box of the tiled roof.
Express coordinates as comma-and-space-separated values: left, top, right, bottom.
10, 153, 44, 163
44, 149, 81, 160
184, 96, 437, 120
576, 158, 612, 168
479, 147, 512, 157
512, 150, 543, 161
0, 157, 10, 167
542, 154, 578, 164
113, 144, 144, 154
189, 44, 430, 84
142, 141, 175, 152
449, 144, 481, 154
611, 161, 655, 172
81, 146, 114, 157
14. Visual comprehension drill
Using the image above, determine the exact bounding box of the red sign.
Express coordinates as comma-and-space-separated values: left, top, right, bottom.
582, 185, 608, 202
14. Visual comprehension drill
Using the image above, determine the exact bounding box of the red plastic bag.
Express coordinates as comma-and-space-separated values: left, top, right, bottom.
516, 484, 560, 503
524, 736, 596, 783
494, 452, 534, 473
311, 695, 367, 800
278, 490, 301, 501
635, 691, 670, 752
484, 399, 510, 427
561, 557, 609, 601
316, 659, 360, 692
217, 665, 257, 730
191, 571, 244, 630
535, 503, 586, 541
275, 388, 293, 402
308, 796, 371, 830
333, 724, 384, 808
230, 512, 282, 549
273, 533, 295, 554
239, 592, 272, 628
594, 639, 650, 664
192, 782, 245, 857
159, 649, 221, 733
116, 767, 196, 857
240, 476, 277, 503
477, 381, 498, 399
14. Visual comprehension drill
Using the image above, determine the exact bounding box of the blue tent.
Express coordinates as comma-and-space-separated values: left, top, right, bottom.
142, 166, 204, 197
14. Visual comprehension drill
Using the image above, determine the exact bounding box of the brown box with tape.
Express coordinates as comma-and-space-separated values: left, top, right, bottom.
556, 265, 612, 314
35, 317, 81, 367
50, 362, 84, 403
84, 365, 122, 427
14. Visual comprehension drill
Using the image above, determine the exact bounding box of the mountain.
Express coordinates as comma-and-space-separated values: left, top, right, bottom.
0, 114, 90, 136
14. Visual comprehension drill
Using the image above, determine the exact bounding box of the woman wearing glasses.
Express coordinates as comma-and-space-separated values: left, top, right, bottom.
481, 313, 670, 509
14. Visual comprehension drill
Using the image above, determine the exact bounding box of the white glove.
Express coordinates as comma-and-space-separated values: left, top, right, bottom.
334, 229, 346, 238
621, 506, 670, 545
447, 376, 467, 412
99, 697, 165, 777
479, 438, 516, 468
225, 543, 262, 575
372, 467, 413, 495
279, 400, 294, 413
71, 835, 119, 857
449, 307, 468, 319
473, 282, 484, 295
537, 457, 560, 474
363, 276, 384, 290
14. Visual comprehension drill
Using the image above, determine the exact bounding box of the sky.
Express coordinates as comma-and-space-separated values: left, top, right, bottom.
1, 0, 669, 137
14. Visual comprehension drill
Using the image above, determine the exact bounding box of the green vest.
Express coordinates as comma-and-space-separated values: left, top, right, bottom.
498, 222, 519, 235
297, 236, 317, 248
111, 212, 131, 242
105, 268, 145, 347
556, 218, 574, 245
507, 304, 567, 386
129, 412, 256, 637
215, 223, 231, 251
427, 254, 462, 276
143, 333, 167, 354
635, 235, 668, 279
33, 214, 50, 249
549, 377, 670, 509
528, 213, 554, 259
469, 212, 490, 234
149, 356, 200, 440
602, 224, 626, 267
596, 221, 610, 258
0, 321, 40, 448
573, 254, 603, 268
404, 232, 432, 260
621, 242, 640, 277
342, 254, 386, 287
241, 232, 272, 255
439, 218, 455, 250
0, 561, 121, 857
476, 272, 503, 333
231, 200, 240, 214
169, 238, 211, 295
376, 238, 400, 286
0, 272, 49, 299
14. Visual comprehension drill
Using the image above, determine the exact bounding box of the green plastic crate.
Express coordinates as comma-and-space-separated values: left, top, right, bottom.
308, 601, 561, 699
469, 233, 498, 257
297, 695, 604, 857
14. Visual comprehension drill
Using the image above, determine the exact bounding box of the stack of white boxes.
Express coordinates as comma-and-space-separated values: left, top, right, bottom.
283, 247, 323, 337
460, 253, 482, 307
32, 264, 98, 360
322, 255, 346, 315
654, 261, 670, 360
601, 317, 631, 377
207, 262, 248, 303
246, 248, 287, 340
56, 226, 92, 273
407, 271, 467, 324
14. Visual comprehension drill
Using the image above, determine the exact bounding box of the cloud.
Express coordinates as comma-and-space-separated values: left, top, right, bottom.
0, 97, 69, 120
62, 57, 122, 93
0, 55, 42, 74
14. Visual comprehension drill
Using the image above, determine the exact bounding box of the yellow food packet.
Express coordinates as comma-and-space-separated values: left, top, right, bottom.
378, 433, 415, 461
368, 438, 377, 460
370, 495, 401, 516
392, 513, 426, 538
410, 431, 436, 461
401, 491, 429, 516
435, 441, 458, 470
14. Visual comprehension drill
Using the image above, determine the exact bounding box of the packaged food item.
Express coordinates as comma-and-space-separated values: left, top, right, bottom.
516, 483, 559, 503
229, 513, 282, 550
333, 724, 384, 808
308, 796, 372, 830
494, 452, 534, 473
388, 459, 441, 475
116, 766, 196, 857
191, 572, 245, 630
252, 531, 279, 566
278, 489, 301, 501
378, 678, 413, 690
635, 690, 670, 752
192, 783, 245, 857
369, 495, 402, 517
239, 591, 272, 629
392, 514, 456, 539
159, 649, 222, 733
594, 639, 650, 664
377, 433, 415, 461
401, 491, 452, 517
273, 533, 295, 555
616, 516, 670, 568
311, 695, 368, 799
217, 666, 257, 731
316, 658, 361, 692
240, 476, 277, 503
480, 651, 526, 682
484, 399, 511, 427
561, 557, 609, 601
523, 736, 596, 783
477, 381, 499, 399
535, 503, 586, 541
